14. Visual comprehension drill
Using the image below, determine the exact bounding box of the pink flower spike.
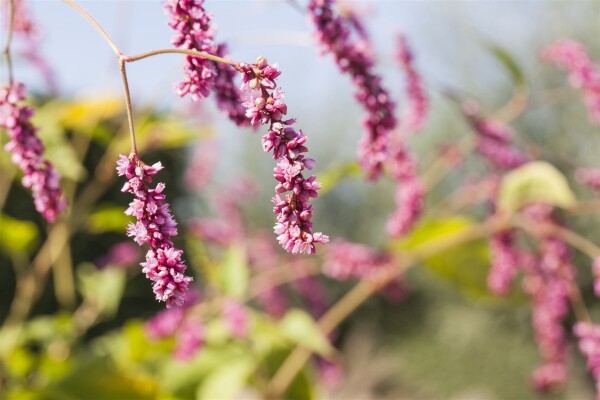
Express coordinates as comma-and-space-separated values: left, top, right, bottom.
541, 39, 600, 125
308, 0, 397, 180
117, 154, 193, 308
397, 34, 429, 135
239, 57, 328, 254
0, 83, 67, 222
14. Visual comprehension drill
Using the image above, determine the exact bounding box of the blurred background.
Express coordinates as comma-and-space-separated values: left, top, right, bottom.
1, 0, 600, 399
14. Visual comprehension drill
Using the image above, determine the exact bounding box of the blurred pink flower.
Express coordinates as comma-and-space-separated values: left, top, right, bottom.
542, 39, 600, 125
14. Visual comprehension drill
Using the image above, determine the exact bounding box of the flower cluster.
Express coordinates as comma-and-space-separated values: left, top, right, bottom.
145, 291, 204, 360
487, 231, 520, 295
10, 0, 38, 39
573, 322, 600, 399
397, 35, 429, 134
164, 0, 247, 126
0, 83, 66, 222
323, 239, 391, 280
212, 43, 249, 126
96, 241, 141, 269
248, 234, 289, 318
222, 299, 249, 338
593, 256, 600, 297
164, 0, 217, 100
184, 138, 218, 192
521, 206, 575, 392
387, 175, 424, 237
308, 0, 397, 179
290, 259, 328, 318
386, 141, 424, 237
239, 57, 329, 254
383, 36, 429, 237
116, 154, 193, 308
541, 40, 600, 125
463, 104, 528, 170
189, 178, 254, 246
576, 167, 600, 195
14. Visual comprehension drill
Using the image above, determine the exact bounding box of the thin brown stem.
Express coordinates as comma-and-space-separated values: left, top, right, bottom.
420, 134, 475, 191
491, 85, 528, 123
62, 0, 121, 56
119, 58, 137, 155
123, 48, 240, 69
267, 215, 511, 397
2, 0, 15, 84
514, 219, 600, 260
567, 200, 600, 216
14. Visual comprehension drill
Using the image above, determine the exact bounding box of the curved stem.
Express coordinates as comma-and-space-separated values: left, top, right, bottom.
118, 58, 137, 155
2, 0, 15, 84
514, 219, 600, 260
267, 215, 511, 397
123, 48, 240, 69
62, 0, 121, 56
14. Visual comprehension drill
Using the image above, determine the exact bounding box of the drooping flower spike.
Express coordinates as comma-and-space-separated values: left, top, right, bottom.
308, 0, 397, 179
573, 322, 600, 399
397, 34, 429, 135
116, 153, 193, 307
238, 56, 329, 255
386, 36, 429, 237
576, 167, 600, 195
0, 83, 67, 222
541, 39, 600, 125
462, 102, 528, 171
164, 0, 248, 126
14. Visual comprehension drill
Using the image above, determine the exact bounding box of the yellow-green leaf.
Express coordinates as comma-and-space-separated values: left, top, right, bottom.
279, 309, 334, 357
196, 357, 256, 400
0, 214, 39, 254
218, 244, 249, 299
77, 262, 126, 318
85, 204, 132, 234
318, 161, 362, 195
391, 217, 525, 303
497, 161, 576, 213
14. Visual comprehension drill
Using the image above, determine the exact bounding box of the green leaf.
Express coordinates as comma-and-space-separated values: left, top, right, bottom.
487, 43, 525, 87
48, 358, 160, 400
0, 214, 38, 254
497, 161, 576, 213
196, 356, 256, 400
392, 217, 524, 303
318, 161, 362, 195
279, 309, 334, 357
77, 262, 126, 318
32, 102, 88, 182
136, 118, 212, 151
58, 98, 123, 132
218, 244, 249, 299
85, 204, 133, 234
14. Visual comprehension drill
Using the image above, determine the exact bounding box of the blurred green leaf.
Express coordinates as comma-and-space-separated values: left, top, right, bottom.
0, 214, 39, 254
85, 204, 133, 234
137, 117, 212, 151
219, 244, 249, 299
487, 43, 525, 87
393, 217, 524, 303
32, 101, 88, 182
5, 347, 36, 378
48, 358, 160, 400
280, 309, 334, 357
58, 98, 122, 132
77, 262, 126, 318
498, 161, 576, 213
23, 314, 74, 343
196, 356, 256, 400
318, 161, 362, 195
